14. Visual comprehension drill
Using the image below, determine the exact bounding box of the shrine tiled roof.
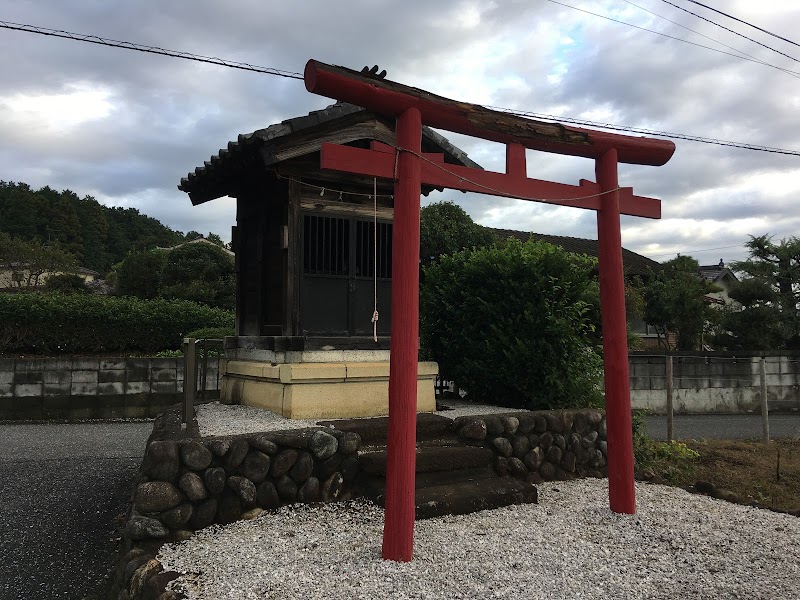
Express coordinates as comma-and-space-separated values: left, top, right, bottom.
179, 102, 481, 204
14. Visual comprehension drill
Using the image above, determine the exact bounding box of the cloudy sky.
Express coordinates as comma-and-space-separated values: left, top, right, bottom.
1, 1, 798, 266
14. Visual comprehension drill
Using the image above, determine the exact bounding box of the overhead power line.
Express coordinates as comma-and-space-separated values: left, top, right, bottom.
485, 106, 800, 157
0, 20, 304, 79
658, 0, 799, 64
621, 0, 778, 69
683, 0, 800, 50
3, 18, 800, 158
543, 0, 800, 78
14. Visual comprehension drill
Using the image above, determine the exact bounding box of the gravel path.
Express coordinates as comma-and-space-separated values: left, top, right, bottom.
196, 401, 519, 437
158, 478, 800, 600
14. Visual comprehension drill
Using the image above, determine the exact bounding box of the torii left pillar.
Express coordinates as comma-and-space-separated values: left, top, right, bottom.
382, 107, 422, 561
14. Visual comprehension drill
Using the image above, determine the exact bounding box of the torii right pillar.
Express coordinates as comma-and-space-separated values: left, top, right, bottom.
596, 148, 635, 513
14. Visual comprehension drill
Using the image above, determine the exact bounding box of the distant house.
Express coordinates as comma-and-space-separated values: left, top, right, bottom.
699, 259, 740, 308
0, 263, 101, 290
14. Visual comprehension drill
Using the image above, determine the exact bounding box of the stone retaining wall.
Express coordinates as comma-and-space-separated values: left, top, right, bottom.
0, 357, 220, 420
110, 408, 607, 599
453, 410, 608, 482
108, 409, 362, 600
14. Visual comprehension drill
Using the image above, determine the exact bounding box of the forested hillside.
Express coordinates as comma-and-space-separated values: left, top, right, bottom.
0, 181, 187, 273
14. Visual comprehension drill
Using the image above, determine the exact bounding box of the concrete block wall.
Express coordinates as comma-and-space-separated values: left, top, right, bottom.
0, 357, 220, 420
629, 353, 800, 414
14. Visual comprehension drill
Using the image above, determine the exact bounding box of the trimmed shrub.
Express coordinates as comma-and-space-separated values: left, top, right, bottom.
421, 238, 603, 410
0, 292, 233, 354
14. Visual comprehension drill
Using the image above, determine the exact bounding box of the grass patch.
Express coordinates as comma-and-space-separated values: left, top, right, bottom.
633, 414, 800, 512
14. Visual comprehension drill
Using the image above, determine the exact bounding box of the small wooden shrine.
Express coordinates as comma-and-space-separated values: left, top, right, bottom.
179, 103, 479, 418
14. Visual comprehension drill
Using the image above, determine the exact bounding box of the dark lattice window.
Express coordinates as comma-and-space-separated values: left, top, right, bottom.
356, 220, 392, 279
303, 215, 349, 275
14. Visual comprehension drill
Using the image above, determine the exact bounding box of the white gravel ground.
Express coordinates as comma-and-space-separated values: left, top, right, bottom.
196, 401, 520, 437
158, 478, 800, 600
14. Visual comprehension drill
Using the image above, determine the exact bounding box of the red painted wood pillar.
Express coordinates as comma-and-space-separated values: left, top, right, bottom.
382, 106, 422, 561
595, 148, 636, 514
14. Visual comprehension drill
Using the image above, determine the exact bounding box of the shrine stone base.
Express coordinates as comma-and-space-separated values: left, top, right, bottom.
219, 337, 437, 419
220, 359, 438, 419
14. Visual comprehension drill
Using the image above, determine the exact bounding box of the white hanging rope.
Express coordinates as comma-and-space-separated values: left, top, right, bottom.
371, 177, 379, 342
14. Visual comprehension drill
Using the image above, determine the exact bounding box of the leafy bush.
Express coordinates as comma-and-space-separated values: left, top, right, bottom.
420, 238, 603, 410
0, 292, 233, 354
632, 412, 700, 482
44, 273, 88, 293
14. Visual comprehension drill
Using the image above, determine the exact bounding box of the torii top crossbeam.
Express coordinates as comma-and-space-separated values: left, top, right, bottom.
305, 60, 674, 166
304, 59, 675, 563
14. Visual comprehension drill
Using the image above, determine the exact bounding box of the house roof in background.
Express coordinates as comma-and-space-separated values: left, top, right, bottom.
492, 229, 661, 277
699, 263, 739, 284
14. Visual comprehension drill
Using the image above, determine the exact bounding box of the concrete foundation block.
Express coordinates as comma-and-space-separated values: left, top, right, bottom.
151, 381, 178, 394
99, 359, 127, 370
43, 370, 71, 385
15, 383, 43, 397
71, 358, 100, 371
70, 382, 97, 396
126, 381, 151, 395
97, 382, 125, 396
71, 370, 98, 384
98, 370, 126, 383
43, 383, 72, 396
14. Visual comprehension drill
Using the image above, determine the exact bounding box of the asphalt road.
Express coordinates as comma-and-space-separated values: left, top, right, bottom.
0, 422, 153, 600
645, 413, 800, 441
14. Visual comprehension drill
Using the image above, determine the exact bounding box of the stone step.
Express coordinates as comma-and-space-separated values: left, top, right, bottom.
362, 472, 538, 520
356, 466, 496, 498
318, 413, 455, 445
358, 445, 494, 476
416, 476, 538, 519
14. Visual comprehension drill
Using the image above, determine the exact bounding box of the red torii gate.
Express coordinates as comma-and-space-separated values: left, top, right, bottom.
304, 60, 676, 562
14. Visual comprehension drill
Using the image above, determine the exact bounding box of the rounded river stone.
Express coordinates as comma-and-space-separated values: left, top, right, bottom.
203, 467, 226, 495
309, 430, 338, 460
142, 440, 179, 482
179, 472, 208, 502
180, 441, 213, 471
134, 481, 182, 513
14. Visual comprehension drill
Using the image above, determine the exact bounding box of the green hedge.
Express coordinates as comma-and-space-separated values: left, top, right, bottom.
0, 292, 234, 354
421, 238, 603, 411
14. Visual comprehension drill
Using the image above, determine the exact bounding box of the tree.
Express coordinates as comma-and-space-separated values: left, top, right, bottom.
421, 238, 602, 410
642, 255, 719, 350
116, 250, 167, 299
717, 235, 800, 350
420, 201, 495, 265
160, 243, 235, 310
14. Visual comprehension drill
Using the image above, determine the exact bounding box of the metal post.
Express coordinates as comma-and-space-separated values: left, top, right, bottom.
183, 338, 197, 427
382, 107, 422, 562
200, 339, 209, 403
760, 357, 769, 445
666, 355, 674, 442
596, 148, 636, 515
